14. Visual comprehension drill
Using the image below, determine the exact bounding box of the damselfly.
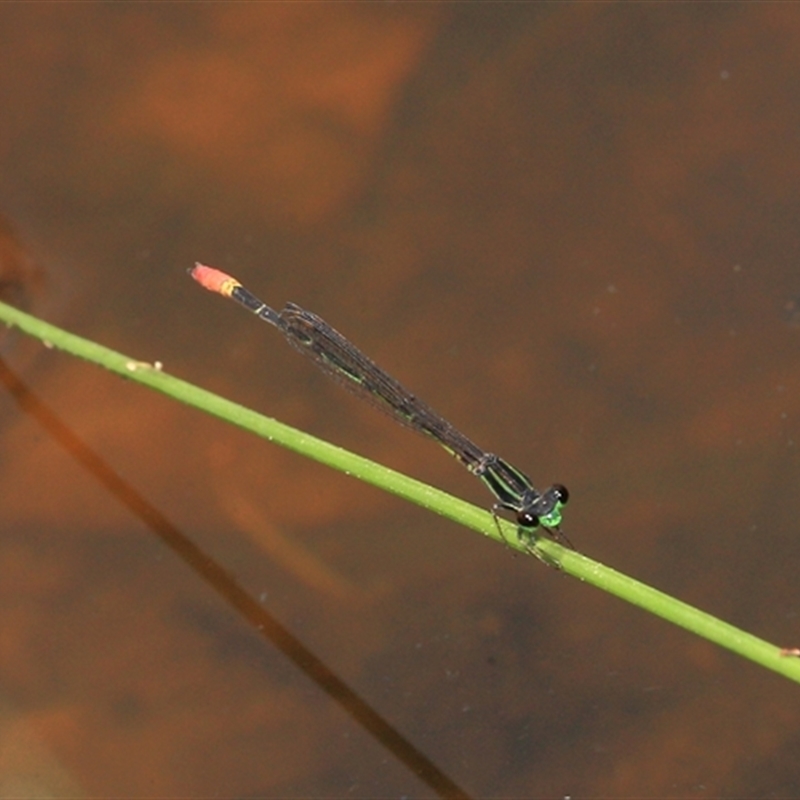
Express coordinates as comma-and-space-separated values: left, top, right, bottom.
190, 264, 570, 549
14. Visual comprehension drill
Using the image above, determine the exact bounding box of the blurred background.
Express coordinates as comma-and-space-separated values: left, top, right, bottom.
1, 3, 800, 796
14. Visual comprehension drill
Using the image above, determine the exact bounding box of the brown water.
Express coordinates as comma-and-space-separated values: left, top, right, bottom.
0, 4, 799, 797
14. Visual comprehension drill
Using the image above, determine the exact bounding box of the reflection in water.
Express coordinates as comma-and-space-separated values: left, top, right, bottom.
0, 356, 469, 800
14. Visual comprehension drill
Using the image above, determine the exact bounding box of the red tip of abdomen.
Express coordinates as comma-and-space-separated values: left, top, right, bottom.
190, 263, 238, 295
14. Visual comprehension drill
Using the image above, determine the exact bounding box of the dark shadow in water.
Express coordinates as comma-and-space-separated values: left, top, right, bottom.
0, 355, 471, 800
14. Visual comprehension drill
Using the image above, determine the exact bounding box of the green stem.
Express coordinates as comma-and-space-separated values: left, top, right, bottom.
1, 298, 799, 684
